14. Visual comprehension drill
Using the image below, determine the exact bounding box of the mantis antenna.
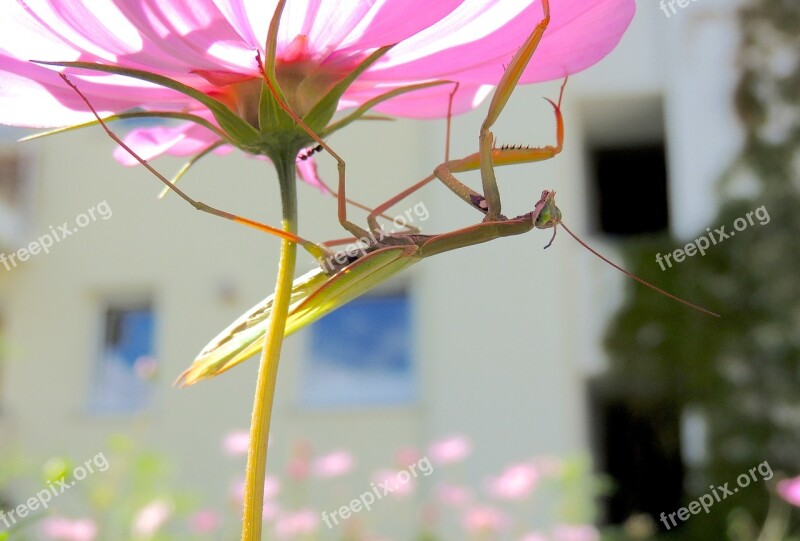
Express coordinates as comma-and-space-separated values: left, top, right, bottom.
558, 222, 721, 318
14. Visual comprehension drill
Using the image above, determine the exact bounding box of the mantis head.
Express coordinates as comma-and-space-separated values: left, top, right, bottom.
533, 190, 562, 230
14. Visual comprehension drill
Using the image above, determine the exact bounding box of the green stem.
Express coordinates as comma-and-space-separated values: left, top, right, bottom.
241, 153, 298, 541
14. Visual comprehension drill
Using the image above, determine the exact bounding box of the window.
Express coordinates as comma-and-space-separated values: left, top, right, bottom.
589, 144, 670, 235
300, 291, 415, 408
89, 303, 157, 414
582, 95, 669, 236
588, 380, 685, 526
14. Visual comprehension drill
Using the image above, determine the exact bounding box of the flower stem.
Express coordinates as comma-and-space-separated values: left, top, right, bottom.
241, 153, 298, 541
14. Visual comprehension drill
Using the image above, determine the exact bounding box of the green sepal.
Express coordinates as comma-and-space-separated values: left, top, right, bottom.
19, 110, 229, 143
322, 80, 451, 137
258, 80, 301, 147
34, 60, 261, 150
302, 45, 394, 134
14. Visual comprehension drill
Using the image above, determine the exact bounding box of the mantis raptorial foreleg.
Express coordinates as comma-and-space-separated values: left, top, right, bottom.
368, 0, 561, 230
58, 72, 331, 261
366, 79, 564, 233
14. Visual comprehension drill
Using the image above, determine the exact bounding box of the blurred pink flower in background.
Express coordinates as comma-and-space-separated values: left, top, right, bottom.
519, 533, 549, 541
264, 475, 282, 498
131, 499, 173, 538
286, 440, 312, 481
230, 475, 280, 504
222, 430, 250, 456
373, 469, 416, 497
187, 509, 221, 535
313, 449, 354, 478
40, 517, 98, 541
487, 462, 539, 500
429, 435, 472, 465
461, 505, 509, 535
273, 508, 319, 539
436, 483, 475, 507
551, 524, 600, 541
230, 477, 246, 504
777, 476, 800, 506
262, 500, 280, 521
395, 446, 421, 468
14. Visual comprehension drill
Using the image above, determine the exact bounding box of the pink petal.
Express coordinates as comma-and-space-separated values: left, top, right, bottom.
342, 81, 490, 119
338, 0, 466, 51
365, 0, 635, 84
295, 151, 327, 192
777, 476, 800, 507
112, 120, 230, 166
0, 55, 184, 127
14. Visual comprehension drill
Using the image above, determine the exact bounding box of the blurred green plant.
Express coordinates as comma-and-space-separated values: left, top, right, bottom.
604, 0, 800, 539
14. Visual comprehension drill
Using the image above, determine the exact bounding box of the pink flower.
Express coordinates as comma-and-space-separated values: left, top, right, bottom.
486, 462, 539, 500
520, 534, 550, 541
263, 500, 281, 521
429, 435, 472, 465
132, 499, 173, 538
273, 508, 318, 539
373, 469, 416, 497
777, 475, 800, 507
395, 446, 421, 468
313, 450, 354, 478
461, 505, 509, 535
551, 525, 600, 541
0, 0, 635, 182
286, 440, 312, 481
40, 517, 97, 541
188, 510, 221, 535
436, 483, 474, 507
230, 477, 246, 504
264, 475, 281, 499
222, 429, 250, 456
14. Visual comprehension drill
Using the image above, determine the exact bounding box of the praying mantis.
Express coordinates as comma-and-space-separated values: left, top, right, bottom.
55, 0, 719, 389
